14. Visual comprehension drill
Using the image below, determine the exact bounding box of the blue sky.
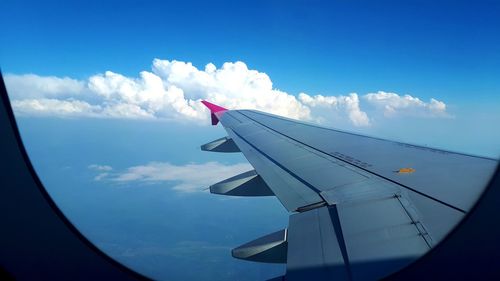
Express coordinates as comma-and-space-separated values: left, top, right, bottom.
1, 1, 500, 280
2, 0, 500, 101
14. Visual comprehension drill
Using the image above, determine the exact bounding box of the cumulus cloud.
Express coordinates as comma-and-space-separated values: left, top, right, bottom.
90, 161, 253, 193
5, 74, 85, 99
364, 91, 449, 118
12, 99, 100, 117
299, 93, 371, 126
5, 59, 450, 127
11, 98, 155, 119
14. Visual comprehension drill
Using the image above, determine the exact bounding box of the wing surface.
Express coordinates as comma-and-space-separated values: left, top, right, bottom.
201, 101, 498, 280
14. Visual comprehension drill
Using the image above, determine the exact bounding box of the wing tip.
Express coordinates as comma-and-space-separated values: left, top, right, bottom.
201, 100, 228, 113
201, 100, 228, 126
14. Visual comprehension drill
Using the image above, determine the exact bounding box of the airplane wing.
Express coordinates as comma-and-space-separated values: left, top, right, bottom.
200, 100, 498, 281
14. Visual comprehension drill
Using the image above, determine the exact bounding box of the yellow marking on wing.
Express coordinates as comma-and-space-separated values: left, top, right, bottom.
398, 168, 416, 173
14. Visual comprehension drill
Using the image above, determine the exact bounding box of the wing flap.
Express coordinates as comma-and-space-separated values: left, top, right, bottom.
286, 206, 349, 281
201, 136, 240, 153
287, 195, 430, 281
209, 170, 274, 196
232, 229, 287, 263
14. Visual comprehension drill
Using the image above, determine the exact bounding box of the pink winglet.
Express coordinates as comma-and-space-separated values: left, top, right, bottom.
201, 100, 228, 125
201, 100, 227, 113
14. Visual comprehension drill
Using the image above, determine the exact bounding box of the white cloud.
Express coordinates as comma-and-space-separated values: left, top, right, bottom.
151, 59, 311, 120
5, 74, 85, 99
94, 173, 109, 181
299, 92, 371, 126
364, 91, 449, 117
88, 165, 113, 181
5, 59, 450, 127
12, 99, 100, 117
11, 98, 154, 119
88, 164, 113, 171
91, 161, 253, 193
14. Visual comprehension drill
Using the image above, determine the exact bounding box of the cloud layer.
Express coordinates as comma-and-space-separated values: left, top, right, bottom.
5, 59, 449, 126
89, 161, 253, 193
364, 91, 448, 118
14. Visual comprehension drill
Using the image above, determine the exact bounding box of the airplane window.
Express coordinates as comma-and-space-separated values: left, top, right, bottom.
1, 1, 499, 280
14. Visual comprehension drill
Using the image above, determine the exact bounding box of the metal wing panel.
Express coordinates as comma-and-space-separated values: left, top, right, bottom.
224, 126, 323, 211
222, 111, 373, 193
337, 196, 430, 261
286, 206, 349, 281
336, 193, 430, 281
238, 109, 497, 212
404, 189, 464, 242
286, 194, 431, 281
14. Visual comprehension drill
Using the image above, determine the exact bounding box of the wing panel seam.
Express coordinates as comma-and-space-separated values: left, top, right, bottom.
394, 195, 433, 248
329, 205, 353, 281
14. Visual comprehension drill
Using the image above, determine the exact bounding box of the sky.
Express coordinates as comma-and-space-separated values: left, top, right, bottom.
1, 0, 500, 280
